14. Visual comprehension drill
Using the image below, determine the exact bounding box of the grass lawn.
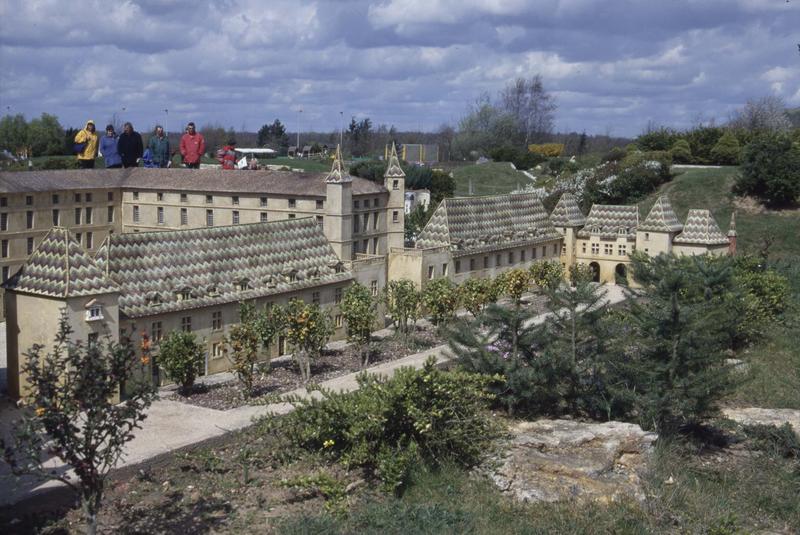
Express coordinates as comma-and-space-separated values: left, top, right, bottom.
452, 162, 534, 196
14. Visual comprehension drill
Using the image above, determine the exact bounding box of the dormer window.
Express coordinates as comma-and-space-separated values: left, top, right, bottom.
288, 270, 298, 282
618, 228, 627, 235
237, 279, 250, 291
85, 300, 103, 322
207, 285, 219, 296
176, 288, 192, 301
147, 293, 162, 307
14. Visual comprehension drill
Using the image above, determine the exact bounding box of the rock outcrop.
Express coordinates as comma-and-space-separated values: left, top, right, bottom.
722, 407, 800, 432
486, 419, 657, 503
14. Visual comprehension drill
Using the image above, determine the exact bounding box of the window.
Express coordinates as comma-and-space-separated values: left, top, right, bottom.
2, 266, 8, 282
133, 205, 140, 223
232, 195, 239, 205
371, 280, 378, 297
181, 316, 192, 332
532, 247, 537, 259
335, 287, 343, 304
232, 210, 240, 225
205, 194, 213, 204
25, 195, 33, 206
316, 215, 323, 226
582, 243, 587, 254
26, 210, 33, 229
133, 191, 139, 200
206, 209, 214, 227
316, 199, 323, 209
85, 232, 93, 249
52, 194, 59, 205
180, 193, 188, 203
75, 207, 81, 224
86, 304, 103, 321
470, 258, 475, 271
442, 263, 448, 276
428, 265, 435, 279
260, 197, 268, 207
52, 209, 60, 226
237, 279, 249, 291
76, 232, 81, 243
372, 237, 378, 254
260, 212, 268, 223
0, 197, 6, 207
604, 244, 613, 255
88, 333, 99, 346
553, 244, 558, 255
212, 311, 222, 331
496, 254, 502, 266
335, 314, 343, 328
288, 213, 295, 219
591, 243, 600, 255
618, 244, 627, 256
312, 291, 320, 305
288, 198, 296, 208
153, 192, 162, 203
392, 210, 399, 223
392, 180, 399, 190
373, 212, 379, 230
364, 199, 370, 208
508, 251, 514, 264
157, 207, 164, 225
644, 232, 650, 241
151, 321, 163, 342
521, 250, 526, 261
561, 245, 566, 256
455, 260, 461, 273
180, 208, 188, 226
85, 207, 93, 224
27, 237, 34, 254
353, 217, 360, 233
177, 288, 191, 301
85, 193, 92, 202
0, 213, 6, 231
107, 191, 114, 202
353, 200, 360, 209
107, 206, 114, 223
1, 240, 7, 258
211, 342, 224, 359
483, 256, 489, 269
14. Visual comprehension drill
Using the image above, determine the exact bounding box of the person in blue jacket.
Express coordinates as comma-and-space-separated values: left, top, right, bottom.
99, 124, 122, 168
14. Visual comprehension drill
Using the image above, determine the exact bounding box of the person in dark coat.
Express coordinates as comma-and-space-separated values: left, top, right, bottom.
117, 122, 144, 168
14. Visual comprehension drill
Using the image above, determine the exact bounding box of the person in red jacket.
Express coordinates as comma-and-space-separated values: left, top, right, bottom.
179, 122, 205, 168
217, 139, 237, 170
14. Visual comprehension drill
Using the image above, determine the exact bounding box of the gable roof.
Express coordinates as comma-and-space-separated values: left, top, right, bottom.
2, 227, 119, 298
94, 218, 352, 318
550, 192, 586, 227
673, 209, 729, 245
577, 204, 640, 240
638, 196, 683, 233
415, 193, 561, 255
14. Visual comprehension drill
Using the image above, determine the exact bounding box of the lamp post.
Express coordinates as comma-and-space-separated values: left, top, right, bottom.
163, 109, 168, 135
296, 108, 302, 154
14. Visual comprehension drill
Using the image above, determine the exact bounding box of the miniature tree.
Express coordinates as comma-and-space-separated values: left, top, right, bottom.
460, 277, 498, 318
158, 330, 205, 395
384, 279, 421, 337
340, 282, 377, 368
285, 299, 335, 382
530, 260, 564, 291
421, 277, 460, 327
253, 302, 287, 356
1, 312, 154, 535
225, 302, 263, 398
500, 268, 532, 309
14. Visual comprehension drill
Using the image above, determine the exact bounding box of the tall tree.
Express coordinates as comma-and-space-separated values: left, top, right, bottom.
0, 113, 29, 153
499, 75, 557, 145
728, 96, 792, 132
257, 119, 289, 152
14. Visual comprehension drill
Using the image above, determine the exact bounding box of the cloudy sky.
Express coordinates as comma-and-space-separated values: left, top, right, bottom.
0, 0, 798, 137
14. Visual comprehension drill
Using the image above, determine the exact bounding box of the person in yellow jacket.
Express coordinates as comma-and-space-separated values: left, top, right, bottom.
74, 120, 99, 169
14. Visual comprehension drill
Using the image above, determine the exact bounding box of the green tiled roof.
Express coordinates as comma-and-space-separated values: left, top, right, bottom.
577, 204, 640, 240
639, 196, 683, 233
550, 192, 586, 227
94, 218, 352, 318
2, 227, 119, 298
416, 193, 561, 255
673, 209, 729, 245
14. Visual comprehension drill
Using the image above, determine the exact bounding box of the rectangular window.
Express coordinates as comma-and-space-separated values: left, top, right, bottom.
561, 245, 566, 256
288, 213, 295, 219
470, 258, 475, 271
232, 195, 239, 205
442, 263, 448, 276
316, 199, 323, 209
157, 207, 164, 225
85, 232, 93, 249
180, 193, 188, 203
206, 209, 214, 227
211, 342, 223, 359
428, 265, 435, 279
644, 233, 650, 241
532, 247, 537, 259
260, 197, 268, 207
371, 280, 378, 297
483, 256, 489, 269
75, 207, 82, 224
364, 199, 370, 208
541, 246, 546, 258
604, 244, 613, 255
107, 206, 114, 223
372, 237, 378, 254
156, 192, 164, 201
206, 194, 213, 204
508, 251, 514, 264
455, 260, 461, 273
316, 215, 323, 226
521, 250, 526, 261
335, 287, 343, 304
85, 207, 92, 224
353, 200, 360, 209
582, 243, 586, 254
25, 195, 33, 206
260, 212, 268, 223
133, 205, 140, 223
618, 244, 627, 256
496, 254, 502, 267
26, 211, 33, 229
52, 209, 60, 226
353, 217, 360, 233
52, 194, 59, 205
2, 266, 8, 282
591, 243, 600, 255
181, 316, 192, 332
212, 311, 222, 331
151, 321, 163, 342
0, 197, 7, 207
312, 291, 320, 305
373, 212, 379, 230
232, 210, 240, 225
85, 193, 93, 202
335, 314, 343, 328
107, 191, 114, 202
392, 211, 399, 223
553, 244, 558, 255
392, 180, 399, 190
1, 240, 7, 257
288, 198, 296, 208
180, 208, 188, 226
76, 232, 81, 243
27, 237, 34, 254
133, 191, 139, 200
0, 212, 6, 231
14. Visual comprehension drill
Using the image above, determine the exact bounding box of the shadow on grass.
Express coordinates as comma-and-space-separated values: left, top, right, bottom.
113, 491, 232, 534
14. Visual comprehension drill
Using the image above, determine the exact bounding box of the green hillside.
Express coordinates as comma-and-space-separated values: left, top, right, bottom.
638, 166, 800, 259
452, 162, 534, 196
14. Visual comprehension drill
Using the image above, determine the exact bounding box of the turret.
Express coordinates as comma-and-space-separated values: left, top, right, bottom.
727, 211, 737, 255
323, 145, 353, 261
384, 142, 405, 251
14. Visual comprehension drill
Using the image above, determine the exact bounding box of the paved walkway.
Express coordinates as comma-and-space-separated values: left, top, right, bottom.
0, 284, 627, 507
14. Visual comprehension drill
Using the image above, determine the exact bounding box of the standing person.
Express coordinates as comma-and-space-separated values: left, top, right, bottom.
180, 122, 205, 168
99, 124, 122, 168
73, 120, 98, 169
117, 122, 144, 168
217, 139, 237, 170
147, 125, 171, 168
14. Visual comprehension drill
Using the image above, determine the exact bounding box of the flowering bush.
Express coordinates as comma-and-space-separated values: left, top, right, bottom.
285, 299, 334, 382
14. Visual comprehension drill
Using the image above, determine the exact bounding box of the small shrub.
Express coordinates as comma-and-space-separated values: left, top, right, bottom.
459, 277, 499, 318
158, 330, 205, 394
736, 132, 800, 206
710, 131, 741, 165
670, 139, 692, 163
528, 143, 564, 157
225, 304, 263, 397
421, 278, 460, 327
384, 279, 420, 336
285, 299, 334, 382
340, 282, 377, 368
741, 423, 800, 458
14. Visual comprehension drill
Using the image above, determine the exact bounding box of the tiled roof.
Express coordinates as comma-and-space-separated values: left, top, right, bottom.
416, 193, 561, 255
2, 227, 119, 298
673, 209, 729, 245
385, 143, 405, 179
325, 145, 352, 184
94, 218, 352, 318
576, 204, 639, 240
638, 196, 683, 233
550, 192, 586, 227
0, 168, 385, 196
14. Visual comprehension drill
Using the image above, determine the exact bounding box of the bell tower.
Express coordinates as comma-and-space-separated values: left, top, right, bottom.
384, 142, 405, 251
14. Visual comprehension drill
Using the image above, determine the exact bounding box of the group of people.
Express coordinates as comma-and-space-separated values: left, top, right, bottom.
74, 121, 207, 169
